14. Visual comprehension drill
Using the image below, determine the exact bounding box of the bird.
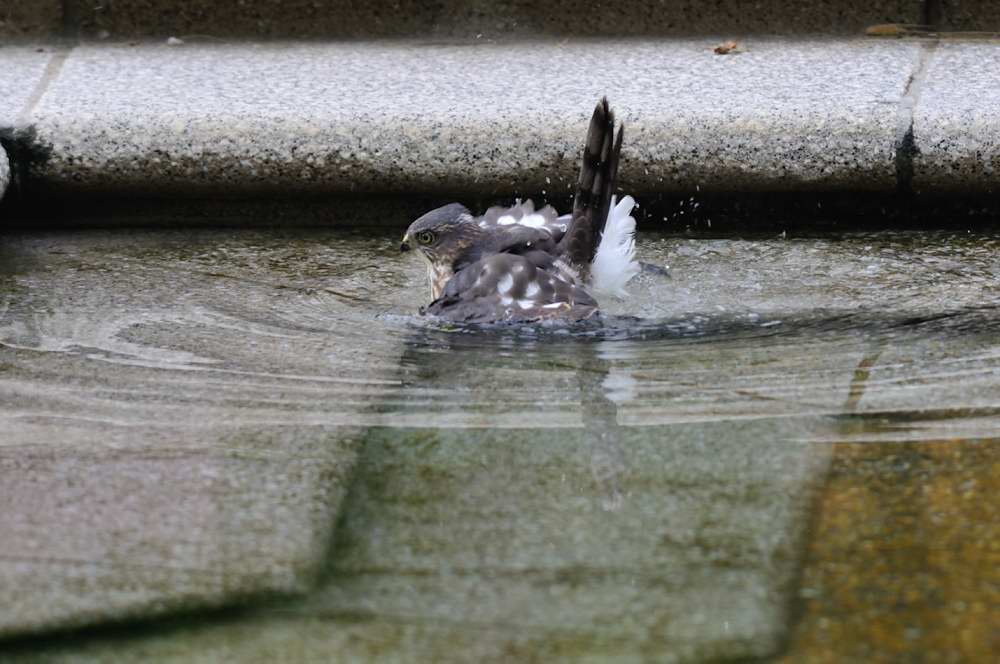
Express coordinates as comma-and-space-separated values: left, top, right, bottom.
399, 98, 639, 324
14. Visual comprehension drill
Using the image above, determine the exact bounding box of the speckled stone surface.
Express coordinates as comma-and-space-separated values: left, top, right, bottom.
913, 42, 1000, 194
67, 1, 924, 39
0, 47, 56, 127
0, 46, 58, 204
0, 1, 62, 39
22, 38, 919, 197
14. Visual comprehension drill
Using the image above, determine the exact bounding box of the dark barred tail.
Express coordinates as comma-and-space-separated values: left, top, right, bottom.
557, 97, 624, 271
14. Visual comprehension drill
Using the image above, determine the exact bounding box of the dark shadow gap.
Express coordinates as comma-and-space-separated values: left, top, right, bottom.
4, 192, 1000, 233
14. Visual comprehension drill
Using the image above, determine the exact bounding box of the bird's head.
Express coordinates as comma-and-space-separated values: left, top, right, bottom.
400, 203, 480, 275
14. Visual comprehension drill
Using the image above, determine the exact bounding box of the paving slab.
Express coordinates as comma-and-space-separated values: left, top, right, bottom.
295, 420, 831, 663
0, 424, 359, 637
781, 438, 1000, 663
5, 419, 836, 664
913, 42, 1000, 194
65, 0, 925, 39
20, 38, 918, 198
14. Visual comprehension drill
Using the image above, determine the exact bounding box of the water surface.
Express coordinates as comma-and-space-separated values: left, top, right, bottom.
0, 227, 997, 662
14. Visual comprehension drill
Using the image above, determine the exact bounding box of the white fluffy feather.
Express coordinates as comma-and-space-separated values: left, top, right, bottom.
590, 195, 640, 298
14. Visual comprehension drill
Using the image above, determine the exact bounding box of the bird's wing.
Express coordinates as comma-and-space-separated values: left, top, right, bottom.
423, 253, 598, 324
478, 199, 569, 237
477, 200, 568, 251
452, 200, 565, 273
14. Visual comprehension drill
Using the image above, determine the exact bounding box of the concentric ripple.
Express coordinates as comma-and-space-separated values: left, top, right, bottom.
0, 225, 998, 660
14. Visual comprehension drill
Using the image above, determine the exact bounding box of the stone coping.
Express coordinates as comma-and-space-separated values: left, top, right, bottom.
0, 37, 997, 210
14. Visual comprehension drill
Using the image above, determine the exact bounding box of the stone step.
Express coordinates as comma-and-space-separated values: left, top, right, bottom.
2, 36, 997, 211
3, 1, 1000, 40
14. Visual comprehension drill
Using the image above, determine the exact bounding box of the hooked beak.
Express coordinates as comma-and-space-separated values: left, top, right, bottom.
400, 234, 411, 252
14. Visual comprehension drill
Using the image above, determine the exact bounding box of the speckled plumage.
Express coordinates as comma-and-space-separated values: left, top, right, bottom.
401, 98, 632, 323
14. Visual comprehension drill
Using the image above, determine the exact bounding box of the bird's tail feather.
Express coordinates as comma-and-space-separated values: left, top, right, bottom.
557, 98, 625, 272
591, 195, 640, 298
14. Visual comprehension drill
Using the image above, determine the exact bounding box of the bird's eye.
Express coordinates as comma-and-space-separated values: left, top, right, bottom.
416, 231, 435, 245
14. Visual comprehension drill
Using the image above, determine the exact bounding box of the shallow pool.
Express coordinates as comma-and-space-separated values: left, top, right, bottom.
1, 227, 997, 662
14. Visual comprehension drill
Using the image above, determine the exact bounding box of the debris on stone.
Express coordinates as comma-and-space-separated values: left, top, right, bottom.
864, 24, 931, 37
714, 40, 738, 55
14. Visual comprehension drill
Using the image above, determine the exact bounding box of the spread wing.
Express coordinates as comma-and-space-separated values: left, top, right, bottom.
413, 99, 627, 324
452, 199, 568, 273
478, 199, 569, 239
472, 100, 624, 286
423, 253, 598, 324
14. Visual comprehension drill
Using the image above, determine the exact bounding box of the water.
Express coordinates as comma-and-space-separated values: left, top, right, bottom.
0, 227, 997, 662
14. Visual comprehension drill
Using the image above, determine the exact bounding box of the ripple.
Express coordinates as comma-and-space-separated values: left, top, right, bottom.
1, 227, 998, 431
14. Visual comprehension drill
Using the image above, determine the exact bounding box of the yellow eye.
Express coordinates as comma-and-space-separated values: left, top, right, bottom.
416, 231, 435, 245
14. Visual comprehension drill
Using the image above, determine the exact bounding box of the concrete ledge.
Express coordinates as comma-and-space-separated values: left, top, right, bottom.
3, 37, 999, 204
7, 38, 920, 198
0, 46, 57, 207
914, 42, 1000, 194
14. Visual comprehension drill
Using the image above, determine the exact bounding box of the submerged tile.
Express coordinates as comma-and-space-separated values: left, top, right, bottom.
782, 438, 1000, 662
0, 425, 360, 637
0, 230, 391, 636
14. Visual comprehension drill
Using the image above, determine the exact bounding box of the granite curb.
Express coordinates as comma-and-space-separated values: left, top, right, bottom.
913, 41, 1000, 193
1, 38, 916, 198
1, 37, 998, 208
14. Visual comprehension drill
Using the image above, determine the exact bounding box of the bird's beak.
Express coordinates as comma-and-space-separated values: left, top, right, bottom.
400, 234, 411, 252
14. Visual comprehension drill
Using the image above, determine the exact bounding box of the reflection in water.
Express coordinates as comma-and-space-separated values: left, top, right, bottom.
583, 343, 628, 512
843, 348, 882, 412
0, 228, 997, 662
303, 328, 838, 662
